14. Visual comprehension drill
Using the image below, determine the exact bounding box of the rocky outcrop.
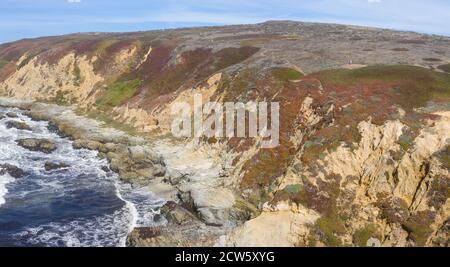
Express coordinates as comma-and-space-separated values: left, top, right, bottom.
0, 163, 26, 178
126, 200, 232, 247
5, 112, 18, 118
44, 162, 69, 171
1, 98, 166, 186
72, 141, 166, 184
5, 120, 31, 131
220, 202, 319, 247
16, 138, 56, 154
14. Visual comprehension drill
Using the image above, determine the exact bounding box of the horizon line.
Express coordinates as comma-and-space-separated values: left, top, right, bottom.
1, 19, 449, 45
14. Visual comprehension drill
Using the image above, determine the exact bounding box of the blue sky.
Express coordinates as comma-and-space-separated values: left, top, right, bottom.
1, 0, 450, 43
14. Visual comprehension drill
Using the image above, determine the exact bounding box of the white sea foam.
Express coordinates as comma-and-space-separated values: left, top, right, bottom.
0, 111, 17, 207
13, 207, 134, 247
0, 174, 14, 206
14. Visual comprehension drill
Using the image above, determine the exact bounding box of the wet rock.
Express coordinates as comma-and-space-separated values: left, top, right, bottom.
160, 201, 196, 225
0, 164, 26, 178
44, 162, 69, 171
153, 213, 163, 223
5, 112, 18, 118
47, 122, 68, 137
5, 120, 32, 131
101, 166, 110, 172
16, 138, 57, 154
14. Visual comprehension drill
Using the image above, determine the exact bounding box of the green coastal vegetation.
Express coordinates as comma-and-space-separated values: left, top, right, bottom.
96, 79, 142, 108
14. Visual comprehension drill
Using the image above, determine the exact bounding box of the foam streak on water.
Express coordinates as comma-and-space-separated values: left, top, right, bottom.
0, 107, 164, 247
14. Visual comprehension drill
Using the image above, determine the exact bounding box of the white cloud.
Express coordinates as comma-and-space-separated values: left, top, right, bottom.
368, 0, 382, 3
67, 0, 81, 3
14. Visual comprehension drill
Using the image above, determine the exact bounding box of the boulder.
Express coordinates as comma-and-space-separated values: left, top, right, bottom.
0, 164, 26, 178
160, 201, 196, 225
101, 166, 110, 173
16, 138, 57, 154
47, 122, 68, 137
44, 162, 70, 171
177, 187, 236, 226
72, 139, 102, 150
5, 121, 32, 131
105, 146, 167, 185
5, 112, 18, 118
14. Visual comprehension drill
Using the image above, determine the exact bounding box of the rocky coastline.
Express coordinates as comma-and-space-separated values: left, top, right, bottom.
1, 21, 448, 246
0, 97, 245, 247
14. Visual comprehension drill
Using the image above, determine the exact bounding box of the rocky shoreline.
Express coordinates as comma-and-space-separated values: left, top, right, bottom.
0, 98, 166, 185
0, 97, 246, 247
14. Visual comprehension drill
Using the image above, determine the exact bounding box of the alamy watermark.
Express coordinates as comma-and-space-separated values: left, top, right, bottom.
170, 94, 280, 148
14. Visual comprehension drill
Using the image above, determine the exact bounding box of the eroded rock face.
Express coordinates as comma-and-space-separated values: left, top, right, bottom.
220, 202, 320, 247
16, 138, 56, 154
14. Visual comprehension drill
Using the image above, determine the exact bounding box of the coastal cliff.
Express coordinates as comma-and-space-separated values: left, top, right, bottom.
0, 21, 449, 247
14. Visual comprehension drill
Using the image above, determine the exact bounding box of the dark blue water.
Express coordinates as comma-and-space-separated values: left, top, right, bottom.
0, 107, 165, 247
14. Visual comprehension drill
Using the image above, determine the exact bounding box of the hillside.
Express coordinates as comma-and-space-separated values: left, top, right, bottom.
0, 21, 449, 247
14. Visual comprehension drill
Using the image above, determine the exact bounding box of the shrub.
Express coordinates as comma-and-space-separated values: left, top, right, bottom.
437, 145, 450, 170
283, 184, 302, 194
397, 130, 414, 151
0, 58, 8, 69
402, 210, 435, 246
311, 65, 450, 111
96, 79, 142, 108
214, 46, 260, 70
315, 214, 346, 247
73, 64, 82, 86
51, 91, 69, 105
271, 67, 304, 81
353, 224, 380, 247
378, 197, 409, 224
